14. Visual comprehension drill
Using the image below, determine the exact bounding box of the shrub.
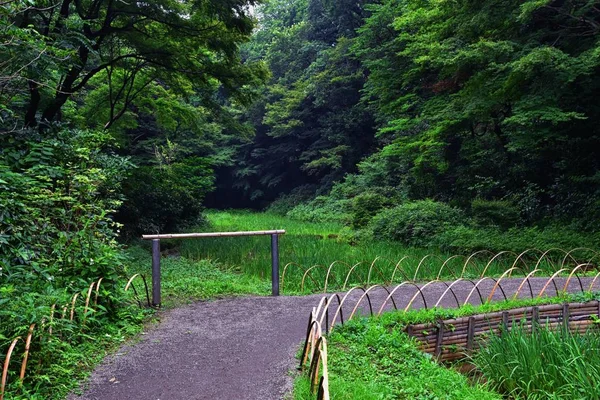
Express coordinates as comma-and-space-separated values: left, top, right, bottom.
471, 199, 521, 229
286, 195, 351, 224
351, 192, 388, 228
117, 156, 214, 237
434, 224, 600, 254
370, 200, 466, 247
266, 186, 315, 215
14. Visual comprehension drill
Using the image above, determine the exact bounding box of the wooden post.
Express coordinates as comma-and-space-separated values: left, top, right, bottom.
466, 317, 475, 350
271, 234, 280, 296
152, 239, 161, 307
562, 303, 570, 331
435, 321, 444, 358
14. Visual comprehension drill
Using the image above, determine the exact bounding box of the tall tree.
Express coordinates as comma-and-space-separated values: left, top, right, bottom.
1, 0, 264, 132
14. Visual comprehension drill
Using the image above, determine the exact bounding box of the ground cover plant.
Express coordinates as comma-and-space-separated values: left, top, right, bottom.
295, 292, 600, 400
124, 245, 268, 308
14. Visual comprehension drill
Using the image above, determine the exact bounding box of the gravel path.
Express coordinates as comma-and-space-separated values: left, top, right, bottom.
70, 276, 591, 400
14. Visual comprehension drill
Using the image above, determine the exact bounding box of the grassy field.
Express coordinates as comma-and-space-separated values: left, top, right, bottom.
175, 210, 589, 294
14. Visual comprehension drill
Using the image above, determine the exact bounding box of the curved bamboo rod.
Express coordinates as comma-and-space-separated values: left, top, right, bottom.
329, 287, 370, 332
301, 265, 323, 292
19, 324, 35, 381
300, 319, 323, 369
461, 250, 495, 278
342, 262, 365, 290
83, 281, 96, 321
463, 277, 502, 306
348, 285, 393, 321
479, 251, 518, 278
433, 279, 468, 308
323, 261, 351, 293
561, 248, 599, 269
436, 255, 464, 280
413, 255, 432, 282
512, 269, 541, 300
589, 271, 600, 292
510, 248, 544, 273
538, 268, 570, 297
317, 294, 345, 328
404, 280, 441, 311
486, 267, 519, 302
562, 264, 591, 293
377, 282, 420, 316
69, 293, 80, 321
367, 258, 388, 286
534, 248, 568, 272
390, 256, 412, 284
1, 337, 21, 400
281, 262, 301, 292
94, 277, 104, 306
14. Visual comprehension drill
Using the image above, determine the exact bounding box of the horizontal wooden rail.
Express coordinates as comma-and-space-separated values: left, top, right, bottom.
141, 229, 286, 304
142, 230, 286, 240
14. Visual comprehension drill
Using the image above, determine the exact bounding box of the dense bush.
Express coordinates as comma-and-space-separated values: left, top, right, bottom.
266, 186, 316, 215
0, 129, 129, 290
286, 195, 351, 224
433, 225, 600, 254
351, 192, 388, 228
470, 199, 521, 230
370, 200, 466, 247
0, 128, 143, 397
117, 157, 214, 237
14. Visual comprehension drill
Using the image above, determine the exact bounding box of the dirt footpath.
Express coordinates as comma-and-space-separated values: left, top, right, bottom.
70, 276, 590, 400
69, 295, 322, 400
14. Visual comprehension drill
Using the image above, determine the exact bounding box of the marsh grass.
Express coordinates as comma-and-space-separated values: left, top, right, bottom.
179, 211, 565, 293
473, 324, 600, 399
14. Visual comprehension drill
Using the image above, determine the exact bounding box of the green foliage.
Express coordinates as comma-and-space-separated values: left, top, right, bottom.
0, 129, 129, 289
0, 128, 147, 398
118, 157, 215, 237
351, 192, 388, 229
214, 0, 377, 206
286, 196, 352, 224
295, 318, 499, 400
434, 225, 600, 254
1, 0, 265, 131
474, 325, 600, 399
352, 0, 600, 224
470, 199, 521, 230
370, 200, 466, 247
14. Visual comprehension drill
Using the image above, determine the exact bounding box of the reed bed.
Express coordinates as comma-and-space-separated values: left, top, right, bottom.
473, 324, 600, 399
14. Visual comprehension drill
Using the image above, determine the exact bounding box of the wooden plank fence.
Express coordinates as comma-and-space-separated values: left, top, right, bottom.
406, 300, 600, 362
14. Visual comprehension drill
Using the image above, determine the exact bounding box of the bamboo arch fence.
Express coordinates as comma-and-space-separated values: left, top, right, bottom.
0, 274, 152, 400
281, 248, 600, 293
299, 263, 600, 400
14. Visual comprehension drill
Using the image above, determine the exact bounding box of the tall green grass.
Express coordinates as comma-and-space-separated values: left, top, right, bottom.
179, 211, 572, 293
473, 325, 600, 399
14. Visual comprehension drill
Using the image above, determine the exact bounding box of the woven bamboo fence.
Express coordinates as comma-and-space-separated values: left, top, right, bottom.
405, 300, 600, 363
0, 274, 151, 400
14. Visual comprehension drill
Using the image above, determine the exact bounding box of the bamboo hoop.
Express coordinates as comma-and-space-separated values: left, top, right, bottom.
1, 337, 21, 400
